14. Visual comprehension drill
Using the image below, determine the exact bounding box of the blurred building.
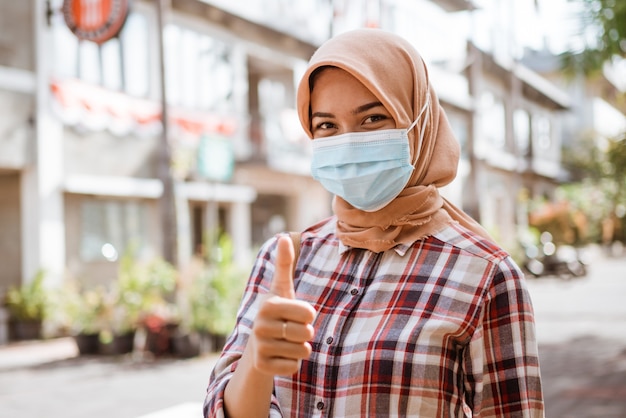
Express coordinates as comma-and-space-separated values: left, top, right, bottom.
0, 0, 331, 296
0, 0, 583, 300
522, 48, 626, 156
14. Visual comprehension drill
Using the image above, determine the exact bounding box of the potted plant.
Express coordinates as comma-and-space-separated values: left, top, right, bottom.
72, 288, 106, 355
56, 282, 109, 355
187, 233, 247, 353
141, 301, 180, 357
5, 270, 49, 341
114, 250, 178, 356
170, 254, 205, 358
96, 287, 137, 356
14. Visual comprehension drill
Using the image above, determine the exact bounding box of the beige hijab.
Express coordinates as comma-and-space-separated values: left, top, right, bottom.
297, 29, 492, 252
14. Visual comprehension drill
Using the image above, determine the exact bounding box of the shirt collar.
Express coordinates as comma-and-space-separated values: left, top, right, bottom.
338, 241, 411, 256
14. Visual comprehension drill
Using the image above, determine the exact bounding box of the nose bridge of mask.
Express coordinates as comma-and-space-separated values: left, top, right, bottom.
406, 88, 431, 164
311, 133, 410, 168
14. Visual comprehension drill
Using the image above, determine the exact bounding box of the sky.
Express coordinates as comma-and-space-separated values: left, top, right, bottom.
531, 0, 585, 53
470, 0, 585, 56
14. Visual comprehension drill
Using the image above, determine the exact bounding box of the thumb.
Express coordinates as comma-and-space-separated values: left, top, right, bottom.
269, 235, 296, 299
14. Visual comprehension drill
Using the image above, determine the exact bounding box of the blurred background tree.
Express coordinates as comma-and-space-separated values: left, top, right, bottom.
560, 0, 626, 76
534, 1, 626, 247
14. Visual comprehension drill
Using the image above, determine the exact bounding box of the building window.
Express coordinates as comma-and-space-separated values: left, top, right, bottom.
77, 40, 102, 85
259, 78, 288, 143
514, 109, 531, 156
52, 9, 150, 97
480, 92, 506, 149
533, 114, 552, 151
100, 38, 123, 90
164, 24, 235, 112
120, 13, 150, 97
446, 111, 469, 158
80, 199, 151, 262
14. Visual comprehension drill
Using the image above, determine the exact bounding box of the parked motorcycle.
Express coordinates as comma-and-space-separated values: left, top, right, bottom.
522, 232, 588, 279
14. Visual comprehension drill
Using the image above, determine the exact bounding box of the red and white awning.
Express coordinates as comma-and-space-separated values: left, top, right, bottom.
50, 78, 237, 139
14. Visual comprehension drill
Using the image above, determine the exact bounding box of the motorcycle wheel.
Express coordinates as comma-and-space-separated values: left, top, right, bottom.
525, 259, 544, 277
567, 261, 587, 277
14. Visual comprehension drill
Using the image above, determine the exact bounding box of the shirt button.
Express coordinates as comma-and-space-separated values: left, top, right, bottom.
326, 336, 334, 345
350, 288, 359, 296
316, 401, 325, 410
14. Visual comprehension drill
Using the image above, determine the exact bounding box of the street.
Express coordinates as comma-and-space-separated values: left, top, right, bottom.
0, 250, 625, 418
0, 349, 216, 418
525, 249, 626, 417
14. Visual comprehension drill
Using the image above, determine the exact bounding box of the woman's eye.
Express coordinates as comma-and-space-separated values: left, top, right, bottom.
364, 114, 387, 124
315, 121, 335, 130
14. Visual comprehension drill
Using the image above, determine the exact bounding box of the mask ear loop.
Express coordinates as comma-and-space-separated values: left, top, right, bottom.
407, 87, 431, 165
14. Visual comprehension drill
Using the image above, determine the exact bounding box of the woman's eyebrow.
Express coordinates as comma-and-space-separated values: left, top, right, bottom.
352, 101, 385, 114
311, 102, 385, 120
311, 111, 334, 119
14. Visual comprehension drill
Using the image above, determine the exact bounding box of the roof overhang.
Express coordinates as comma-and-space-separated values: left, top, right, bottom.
65, 175, 163, 199
481, 50, 571, 110
158, 0, 319, 60
0, 65, 35, 94
430, 0, 477, 12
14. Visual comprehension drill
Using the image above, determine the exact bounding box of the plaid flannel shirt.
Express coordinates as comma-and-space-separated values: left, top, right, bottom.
204, 217, 544, 418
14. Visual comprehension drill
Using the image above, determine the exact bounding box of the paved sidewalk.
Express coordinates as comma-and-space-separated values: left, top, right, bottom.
525, 253, 626, 417
538, 336, 626, 417
0, 338, 218, 418
0, 337, 78, 371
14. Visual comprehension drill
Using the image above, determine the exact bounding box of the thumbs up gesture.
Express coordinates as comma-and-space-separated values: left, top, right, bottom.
251, 235, 317, 376
269, 235, 298, 299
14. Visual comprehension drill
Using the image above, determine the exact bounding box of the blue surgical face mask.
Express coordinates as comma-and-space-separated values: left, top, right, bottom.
310, 95, 430, 212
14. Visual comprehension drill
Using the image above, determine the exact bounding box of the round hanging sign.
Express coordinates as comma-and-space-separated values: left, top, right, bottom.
62, 0, 130, 44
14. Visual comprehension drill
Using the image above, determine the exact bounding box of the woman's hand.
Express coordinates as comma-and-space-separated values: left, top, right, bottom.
250, 235, 317, 376
222, 236, 317, 418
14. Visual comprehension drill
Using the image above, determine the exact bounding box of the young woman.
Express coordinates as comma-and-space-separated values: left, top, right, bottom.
204, 29, 544, 418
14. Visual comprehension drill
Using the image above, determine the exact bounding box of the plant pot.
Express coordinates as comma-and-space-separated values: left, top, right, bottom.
145, 323, 178, 357
9, 319, 42, 341
113, 331, 135, 354
74, 333, 100, 355
99, 331, 135, 355
198, 331, 227, 353
172, 332, 200, 358
212, 333, 227, 353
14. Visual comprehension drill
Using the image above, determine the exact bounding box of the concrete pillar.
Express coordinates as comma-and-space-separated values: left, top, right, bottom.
0, 308, 8, 345
230, 201, 252, 268
287, 180, 332, 232
21, 0, 66, 287
465, 41, 484, 223
175, 182, 192, 270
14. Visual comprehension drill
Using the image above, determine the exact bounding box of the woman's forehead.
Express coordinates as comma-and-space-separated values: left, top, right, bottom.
310, 67, 381, 109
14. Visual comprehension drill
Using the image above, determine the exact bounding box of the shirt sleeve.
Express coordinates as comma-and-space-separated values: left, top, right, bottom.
203, 237, 284, 418
464, 256, 545, 418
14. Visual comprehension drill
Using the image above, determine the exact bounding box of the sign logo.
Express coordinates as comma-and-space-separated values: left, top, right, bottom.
62, 0, 130, 44
196, 134, 235, 182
